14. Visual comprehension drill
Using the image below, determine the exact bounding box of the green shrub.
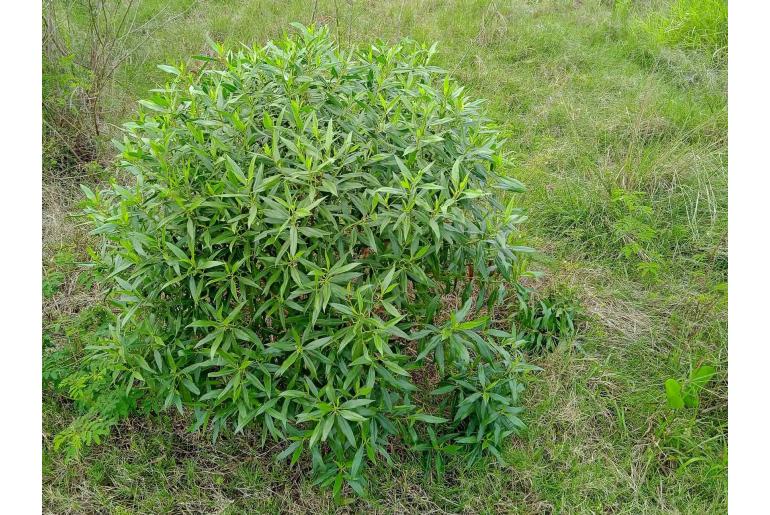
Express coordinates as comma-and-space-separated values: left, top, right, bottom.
43, 0, 148, 177
73, 24, 534, 497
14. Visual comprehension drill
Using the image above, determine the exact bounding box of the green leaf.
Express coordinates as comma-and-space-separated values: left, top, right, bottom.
165, 242, 188, 260
340, 398, 374, 409
276, 440, 303, 462
351, 445, 365, 476
225, 154, 248, 184
690, 365, 716, 391
339, 410, 367, 422
276, 351, 299, 377
80, 184, 95, 201
494, 176, 526, 192
412, 413, 448, 424
337, 416, 356, 447
305, 336, 332, 350
138, 99, 166, 112
665, 378, 684, 410
157, 64, 181, 76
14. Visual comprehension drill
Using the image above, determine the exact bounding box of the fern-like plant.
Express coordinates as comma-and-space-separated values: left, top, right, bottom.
75, 24, 534, 499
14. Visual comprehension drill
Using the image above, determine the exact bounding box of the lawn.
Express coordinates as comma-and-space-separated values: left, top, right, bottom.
42, 0, 727, 512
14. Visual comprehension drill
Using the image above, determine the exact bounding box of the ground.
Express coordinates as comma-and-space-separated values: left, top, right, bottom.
43, 0, 727, 513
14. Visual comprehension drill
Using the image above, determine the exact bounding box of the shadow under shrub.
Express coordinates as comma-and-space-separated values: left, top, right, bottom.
61, 25, 536, 499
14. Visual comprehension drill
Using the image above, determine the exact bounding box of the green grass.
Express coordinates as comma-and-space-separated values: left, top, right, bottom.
43, 0, 727, 512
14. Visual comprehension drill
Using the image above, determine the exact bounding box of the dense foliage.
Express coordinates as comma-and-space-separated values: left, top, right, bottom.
72, 25, 534, 497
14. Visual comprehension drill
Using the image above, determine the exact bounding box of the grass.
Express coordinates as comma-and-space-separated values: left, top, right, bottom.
42, 0, 727, 512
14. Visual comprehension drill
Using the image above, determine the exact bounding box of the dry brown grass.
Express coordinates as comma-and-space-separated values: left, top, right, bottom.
43, 181, 106, 325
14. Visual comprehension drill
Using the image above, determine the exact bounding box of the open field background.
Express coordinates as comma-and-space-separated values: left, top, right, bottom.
42, 0, 727, 512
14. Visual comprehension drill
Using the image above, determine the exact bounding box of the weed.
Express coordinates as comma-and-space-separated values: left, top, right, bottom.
664, 364, 716, 411
515, 286, 580, 354
656, 363, 725, 493
43, 272, 66, 299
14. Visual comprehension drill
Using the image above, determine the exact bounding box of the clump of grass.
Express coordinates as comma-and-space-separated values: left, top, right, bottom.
638, 0, 727, 55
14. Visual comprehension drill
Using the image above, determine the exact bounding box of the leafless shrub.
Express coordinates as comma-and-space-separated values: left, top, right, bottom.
42, 0, 177, 177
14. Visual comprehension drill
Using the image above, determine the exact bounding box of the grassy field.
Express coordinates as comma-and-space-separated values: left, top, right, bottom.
42, 0, 727, 512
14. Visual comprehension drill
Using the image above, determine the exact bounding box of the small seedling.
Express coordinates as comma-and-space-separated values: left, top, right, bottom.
515, 286, 580, 353
665, 365, 716, 410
